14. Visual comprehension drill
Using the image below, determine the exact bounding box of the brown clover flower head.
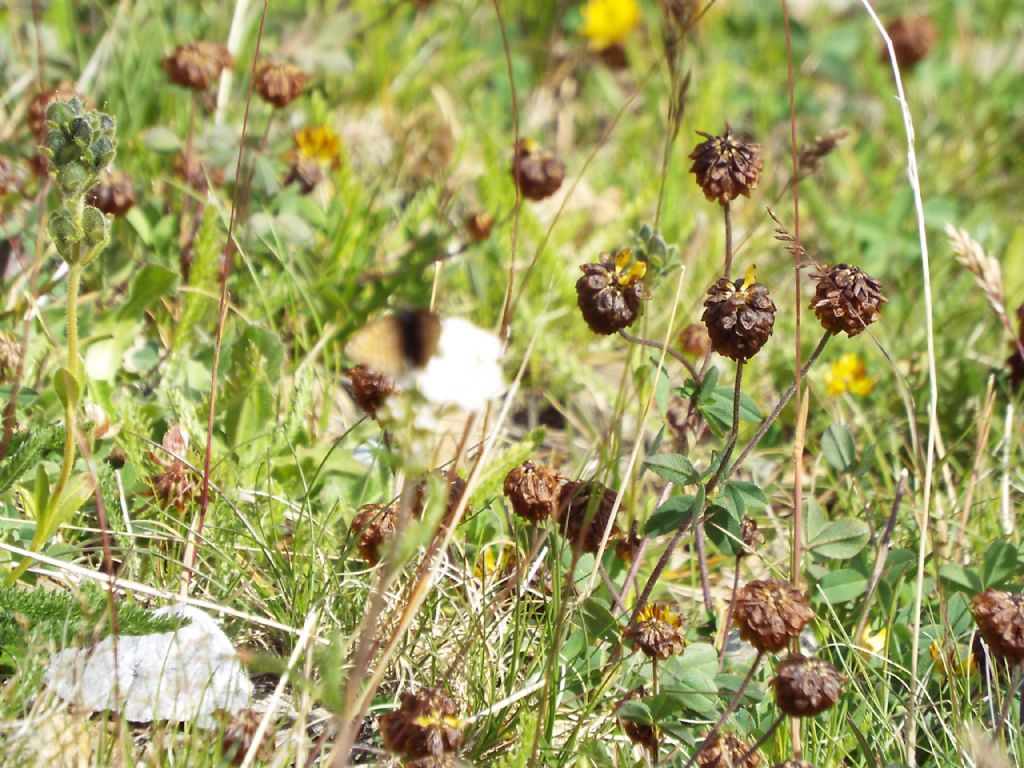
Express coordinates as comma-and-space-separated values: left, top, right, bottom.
773, 654, 844, 717
254, 60, 308, 108
624, 602, 686, 660
679, 323, 711, 357
689, 127, 763, 205
885, 15, 938, 70
702, 267, 776, 361
0, 331, 22, 384
86, 170, 136, 217
27, 81, 80, 138
738, 515, 764, 559
220, 709, 272, 766
466, 212, 494, 242
733, 578, 814, 653
380, 688, 465, 760
696, 731, 762, 768
163, 42, 233, 91
810, 264, 886, 337
347, 364, 395, 418
503, 460, 562, 523
511, 139, 565, 201
971, 588, 1024, 664
284, 158, 323, 194
557, 479, 621, 554
350, 503, 397, 565
615, 686, 658, 754
576, 249, 648, 335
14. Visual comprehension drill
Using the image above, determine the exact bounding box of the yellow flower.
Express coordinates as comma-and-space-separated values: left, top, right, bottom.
825, 353, 874, 397
294, 125, 342, 168
859, 626, 886, 657
929, 640, 975, 679
581, 0, 641, 51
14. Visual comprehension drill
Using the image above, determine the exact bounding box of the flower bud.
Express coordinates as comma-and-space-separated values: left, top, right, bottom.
47, 210, 80, 258
45, 99, 79, 129
44, 129, 67, 160
81, 205, 109, 250
56, 161, 91, 198
90, 136, 116, 171
69, 116, 93, 146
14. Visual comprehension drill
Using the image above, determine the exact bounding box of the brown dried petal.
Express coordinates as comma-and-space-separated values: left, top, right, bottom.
702, 277, 776, 361
350, 503, 397, 565
163, 41, 232, 91
254, 61, 308, 108
624, 603, 686, 660
695, 731, 762, 768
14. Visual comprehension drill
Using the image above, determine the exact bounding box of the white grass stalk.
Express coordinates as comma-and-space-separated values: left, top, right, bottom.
858, 2, 940, 764
217, 0, 253, 125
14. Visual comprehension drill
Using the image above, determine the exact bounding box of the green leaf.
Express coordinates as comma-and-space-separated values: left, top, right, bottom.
807, 518, 871, 559
0, 426, 63, 497
719, 481, 768, 517
817, 568, 867, 604
116, 264, 178, 320
982, 540, 1018, 588
579, 598, 619, 644
938, 563, 984, 594
615, 700, 652, 725
643, 453, 699, 486
821, 424, 857, 472
661, 643, 718, 715
705, 503, 743, 556
645, 492, 701, 537
52, 367, 81, 409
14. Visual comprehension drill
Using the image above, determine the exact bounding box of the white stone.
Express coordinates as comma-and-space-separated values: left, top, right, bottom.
45, 606, 252, 728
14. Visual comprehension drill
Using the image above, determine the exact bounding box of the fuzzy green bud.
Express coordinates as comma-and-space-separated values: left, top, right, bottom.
45, 100, 79, 130
91, 138, 115, 171
69, 117, 93, 147
56, 162, 91, 198
44, 129, 67, 160
81, 205, 109, 250
47, 210, 80, 260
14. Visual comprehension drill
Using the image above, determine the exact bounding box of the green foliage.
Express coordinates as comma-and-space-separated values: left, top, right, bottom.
0, 427, 64, 498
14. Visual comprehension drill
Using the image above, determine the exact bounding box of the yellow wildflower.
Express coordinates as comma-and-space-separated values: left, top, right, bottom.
825, 353, 874, 397
581, 0, 641, 51
294, 125, 342, 168
929, 640, 975, 679
858, 625, 886, 657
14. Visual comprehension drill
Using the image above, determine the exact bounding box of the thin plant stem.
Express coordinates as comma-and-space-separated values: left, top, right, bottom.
718, 556, 742, 671
619, 329, 699, 378
995, 663, 1023, 739
184, 0, 270, 592
680, 650, 765, 768
51, 260, 82, 509
722, 202, 733, 279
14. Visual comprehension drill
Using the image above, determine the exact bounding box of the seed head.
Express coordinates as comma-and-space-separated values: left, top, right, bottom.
466, 212, 494, 242
511, 139, 565, 201
772, 654, 844, 717
884, 15, 938, 70
557, 479, 621, 554
163, 42, 232, 91
971, 589, 1024, 665
689, 128, 763, 205
576, 249, 648, 335
254, 60, 308, 108
220, 709, 272, 766
733, 578, 814, 653
503, 461, 562, 523
347, 364, 396, 418
695, 731, 762, 768
810, 264, 886, 337
624, 602, 686, 660
702, 266, 776, 361
350, 503, 397, 565
379, 688, 465, 760
679, 323, 711, 357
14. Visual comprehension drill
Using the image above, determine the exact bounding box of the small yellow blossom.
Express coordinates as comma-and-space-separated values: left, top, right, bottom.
294, 125, 342, 168
581, 0, 641, 51
929, 640, 975, 679
825, 353, 875, 397
859, 626, 887, 657
613, 248, 647, 286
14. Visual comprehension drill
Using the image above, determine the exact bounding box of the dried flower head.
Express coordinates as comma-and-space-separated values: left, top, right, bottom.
86, 170, 136, 217
163, 41, 232, 91
689, 128, 763, 205
27, 81, 80, 138
149, 454, 197, 514
797, 128, 849, 180
220, 708, 272, 765
679, 323, 711, 357
511, 139, 565, 201
624, 602, 686, 659
733, 578, 814, 653
702, 266, 776, 361
576, 249, 648, 335
254, 60, 308, 108
615, 686, 658, 754
885, 14, 938, 70
0, 331, 22, 384
466, 212, 494, 242
347, 364, 396, 418
695, 731, 762, 768
174, 152, 223, 192
773, 654, 844, 717
294, 125, 342, 169
557, 479, 622, 554
810, 264, 886, 337
971, 588, 1024, 665
350, 503, 397, 565
280, 158, 319, 194
503, 461, 562, 523
581, 0, 641, 51
380, 688, 465, 760
738, 515, 764, 559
